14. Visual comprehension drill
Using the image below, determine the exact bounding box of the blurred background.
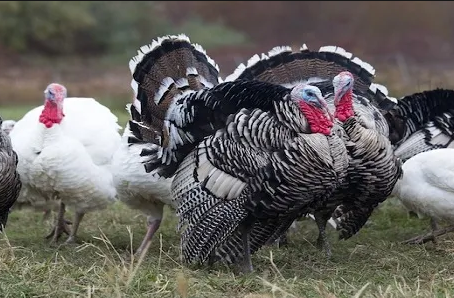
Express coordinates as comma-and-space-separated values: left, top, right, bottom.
1, 1, 453, 113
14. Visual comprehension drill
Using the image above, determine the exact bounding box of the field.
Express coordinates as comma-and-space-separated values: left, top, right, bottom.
0, 109, 454, 298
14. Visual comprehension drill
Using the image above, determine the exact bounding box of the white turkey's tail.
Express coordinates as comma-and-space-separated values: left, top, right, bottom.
224, 44, 397, 111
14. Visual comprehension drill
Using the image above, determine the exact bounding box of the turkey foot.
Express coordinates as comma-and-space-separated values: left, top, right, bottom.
402, 225, 454, 245
45, 202, 70, 244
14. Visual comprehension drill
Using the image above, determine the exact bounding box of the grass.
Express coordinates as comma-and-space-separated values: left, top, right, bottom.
2, 197, 454, 298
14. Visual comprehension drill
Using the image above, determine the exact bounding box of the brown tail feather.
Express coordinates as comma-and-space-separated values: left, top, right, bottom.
225, 44, 397, 110
128, 34, 221, 145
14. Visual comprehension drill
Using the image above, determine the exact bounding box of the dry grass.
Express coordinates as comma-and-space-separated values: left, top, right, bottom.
2, 200, 454, 298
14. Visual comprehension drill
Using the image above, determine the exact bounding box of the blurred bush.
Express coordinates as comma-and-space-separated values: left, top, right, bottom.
0, 1, 248, 57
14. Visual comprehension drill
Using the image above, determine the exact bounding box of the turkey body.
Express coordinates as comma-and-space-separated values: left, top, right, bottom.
111, 121, 173, 256
0, 120, 22, 230
10, 94, 121, 243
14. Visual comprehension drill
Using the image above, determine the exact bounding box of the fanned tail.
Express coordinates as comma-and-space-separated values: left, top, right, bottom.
385, 88, 454, 160
224, 44, 397, 110
126, 34, 221, 177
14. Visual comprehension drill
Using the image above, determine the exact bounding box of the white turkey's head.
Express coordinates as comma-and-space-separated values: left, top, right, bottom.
290, 84, 334, 135
44, 83, 67, 103
40, 83, 67, 128
1, 120, 16, 135
332, 71, 355, 122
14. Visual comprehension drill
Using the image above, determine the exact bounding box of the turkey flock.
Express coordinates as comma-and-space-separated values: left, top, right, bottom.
2, 33, 454, 273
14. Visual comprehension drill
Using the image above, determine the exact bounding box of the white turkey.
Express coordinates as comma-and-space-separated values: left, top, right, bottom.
1, 120, 16, 135
111, 34, 222, 257
223, 45, 402, 255
391, 148, 454, 244
0, 116, 22, 230
128, 34, 350, 272
9, 84, 121, 244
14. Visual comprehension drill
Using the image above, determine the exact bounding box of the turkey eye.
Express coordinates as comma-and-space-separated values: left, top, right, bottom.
307, 92, 313, 97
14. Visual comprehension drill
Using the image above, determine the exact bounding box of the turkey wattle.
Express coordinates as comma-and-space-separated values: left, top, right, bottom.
9, 83, 121, 244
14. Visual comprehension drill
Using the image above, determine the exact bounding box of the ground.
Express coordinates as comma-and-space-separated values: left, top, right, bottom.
2, 198, 454, 298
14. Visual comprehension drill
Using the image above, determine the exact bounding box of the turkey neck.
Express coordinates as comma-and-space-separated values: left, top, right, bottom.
335, 91, 354, 122
34, 101, 65, 149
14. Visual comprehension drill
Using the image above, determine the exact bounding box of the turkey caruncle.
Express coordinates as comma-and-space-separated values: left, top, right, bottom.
224, 44, 403, 256
127, 33, 350, 272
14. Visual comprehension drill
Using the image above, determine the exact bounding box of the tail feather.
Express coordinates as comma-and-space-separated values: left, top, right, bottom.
386, 88, 454, 148
128, 34, 220, 138
224, 43, 396, 111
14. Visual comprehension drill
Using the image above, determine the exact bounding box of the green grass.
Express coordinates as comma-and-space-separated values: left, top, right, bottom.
2, 106, 454, 298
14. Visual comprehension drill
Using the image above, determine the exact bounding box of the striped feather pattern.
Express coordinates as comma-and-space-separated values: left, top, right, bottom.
385, 88, 454, 161
331, 117, 403, 239
224, 44, 397, 111
172, 105, 349, 265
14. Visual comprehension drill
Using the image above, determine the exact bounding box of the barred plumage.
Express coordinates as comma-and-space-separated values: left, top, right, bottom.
223, 44, 400, 253
384, 89, 454, 162
0, 118, 21, 230
172, 98, 349, 269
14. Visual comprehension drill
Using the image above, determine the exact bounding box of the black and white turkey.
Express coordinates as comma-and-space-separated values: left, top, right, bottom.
127, 34, 350, 272
9, 84, 121, 244
0, 116, 22, 231
111, 34, 221, 257
223, 45, 403, 255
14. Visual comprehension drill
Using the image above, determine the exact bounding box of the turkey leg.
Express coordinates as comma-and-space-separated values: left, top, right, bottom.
65, 212, 85, 244
240, 225, 253, 273
314, 211, 331, 258
45, 202, 71, 244
134, 217, 162, 257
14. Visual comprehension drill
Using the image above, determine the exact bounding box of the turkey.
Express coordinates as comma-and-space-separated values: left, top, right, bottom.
391, 148, 454, 244
128, 34, 349, 272
9, 84, 121, 244
111, 34, 222, 257
1, 120, 16, 135
223, 44, 402, 254
0, 116, 22, 230
325, 71, 403, 244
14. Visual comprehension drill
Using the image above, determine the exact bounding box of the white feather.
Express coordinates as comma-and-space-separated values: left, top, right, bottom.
319, 45, 353, 59
392, 148, 454, 224
224, 63, 246, 82
300, 44, 309, 51
267, 46, 292, 58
